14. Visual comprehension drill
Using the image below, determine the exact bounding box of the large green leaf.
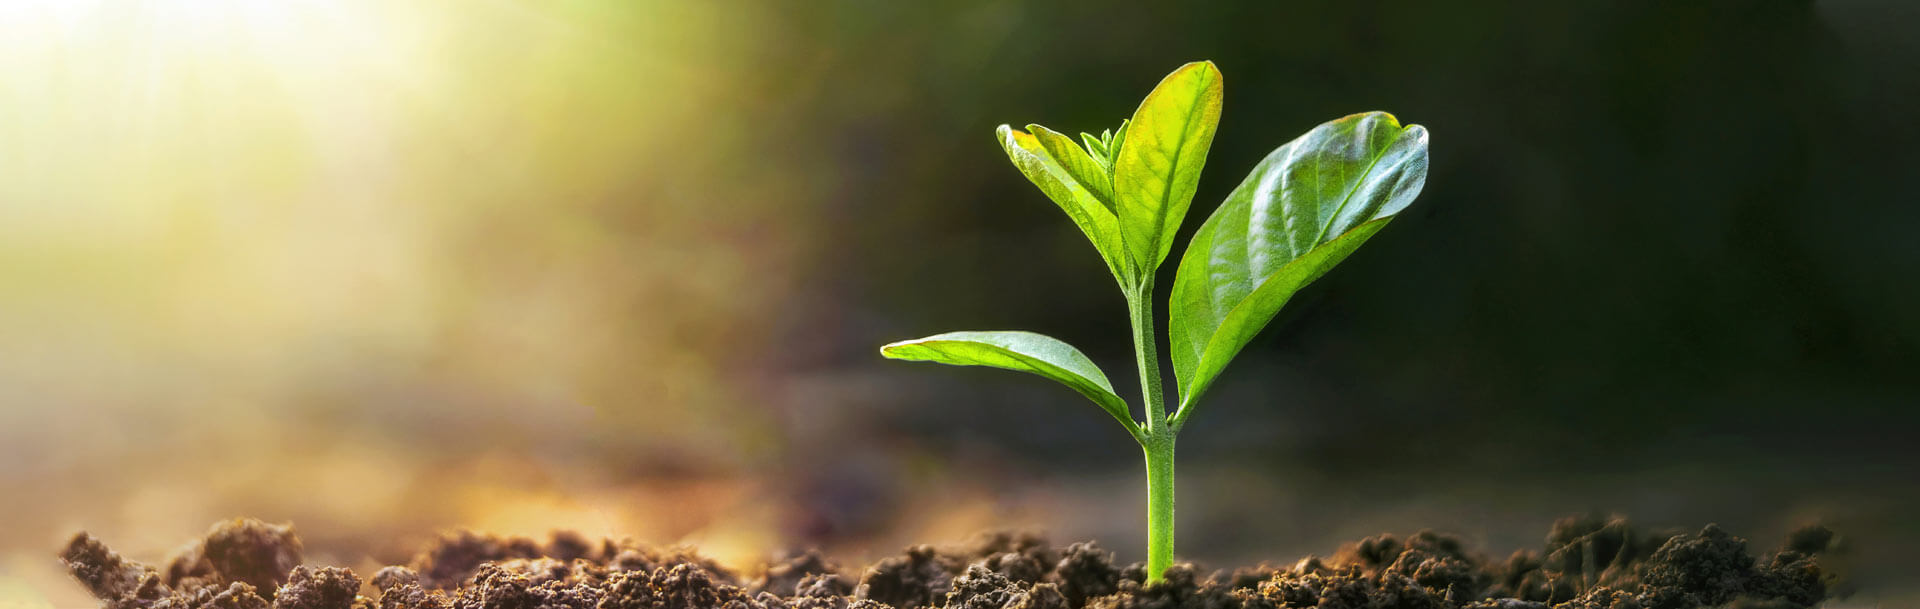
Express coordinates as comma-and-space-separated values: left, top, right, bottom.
881, 330, 1142, 440
997, 125, 1130, 280
1113, 61, 1223, 275
1168, 112, 1429, 420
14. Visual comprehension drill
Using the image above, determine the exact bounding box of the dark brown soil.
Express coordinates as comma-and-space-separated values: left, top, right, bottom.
59, 515, 1840, 609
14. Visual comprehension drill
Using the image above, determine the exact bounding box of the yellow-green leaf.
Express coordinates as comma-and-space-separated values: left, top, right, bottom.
997, 125, 1130, 280
1113, 61, 1223, 275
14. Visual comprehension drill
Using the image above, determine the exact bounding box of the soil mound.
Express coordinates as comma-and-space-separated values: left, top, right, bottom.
60, 515, 1838, 609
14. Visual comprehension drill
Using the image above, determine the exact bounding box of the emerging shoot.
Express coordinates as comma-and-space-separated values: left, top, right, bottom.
880, 61, 1431, 583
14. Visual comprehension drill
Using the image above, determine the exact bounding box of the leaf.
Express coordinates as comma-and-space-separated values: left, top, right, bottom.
881, 331, 1142, 440
998, 125, 1131, 280
1113, 61, 1224, 275
1168, 112, 1430, 418
1081, 132, 1108, 163
1079, 119, 1131, 175
1029, 124, 1116, 212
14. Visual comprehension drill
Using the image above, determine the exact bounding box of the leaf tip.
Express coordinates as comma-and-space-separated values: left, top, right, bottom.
1181, 60, 1225, 90
878, 339, 920, 360
996, 124, 1036, 155
1405, 122, 1430, 145
1026, 123, 1068, 142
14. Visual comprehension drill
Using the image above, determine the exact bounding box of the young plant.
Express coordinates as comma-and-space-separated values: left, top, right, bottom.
880, 62, 1430, 583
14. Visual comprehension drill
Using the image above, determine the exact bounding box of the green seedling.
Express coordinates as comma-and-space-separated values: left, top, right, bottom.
880, 61, 1430, 583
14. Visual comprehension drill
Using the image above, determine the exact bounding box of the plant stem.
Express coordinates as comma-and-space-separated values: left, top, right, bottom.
1142, 432, 1175, 582
1125, 279, 1169, 433
1125, 279, 1174, 583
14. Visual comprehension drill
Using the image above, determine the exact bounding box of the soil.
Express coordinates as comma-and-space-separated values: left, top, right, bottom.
58, 515, 1840, 609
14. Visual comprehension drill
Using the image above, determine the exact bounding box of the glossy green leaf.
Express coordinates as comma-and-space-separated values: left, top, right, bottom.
1113, 61, 1223, 274
997, 125, 1130, 280
1168, 112, 1429, 419
881, 331, 1142, 440
1029, 124, 1115, 212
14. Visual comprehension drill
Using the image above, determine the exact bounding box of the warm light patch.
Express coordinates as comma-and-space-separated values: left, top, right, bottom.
1, 1, 805, 606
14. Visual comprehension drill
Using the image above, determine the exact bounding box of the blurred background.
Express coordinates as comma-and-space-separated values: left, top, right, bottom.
2, 0, 1916, 607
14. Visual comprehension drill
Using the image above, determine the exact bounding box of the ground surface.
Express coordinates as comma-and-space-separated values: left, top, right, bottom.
59, 515, 1837, 609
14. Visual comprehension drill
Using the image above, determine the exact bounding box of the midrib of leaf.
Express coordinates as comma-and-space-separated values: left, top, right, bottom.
1185, 118, 1408, 403
995, 348, 1137, 440
1183, 218, 1388, 406
1142, 73, 1214, 268
1006, 348, 1115, 395
1307, 124, 1395, 247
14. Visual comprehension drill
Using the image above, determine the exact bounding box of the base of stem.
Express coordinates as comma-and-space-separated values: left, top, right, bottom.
1143, 435, 1175, 583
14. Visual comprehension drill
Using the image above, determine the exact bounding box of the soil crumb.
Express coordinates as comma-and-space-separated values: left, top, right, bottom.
60, 515, 1839, 609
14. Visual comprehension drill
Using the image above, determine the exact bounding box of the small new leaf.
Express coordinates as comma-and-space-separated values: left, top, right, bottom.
1081, 132, 1108, 163
881, 331, 1143, 441
1080, 119, 1131, 174
1168, 112, 1429, 421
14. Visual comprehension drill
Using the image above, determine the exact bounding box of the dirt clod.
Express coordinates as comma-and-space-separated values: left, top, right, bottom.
758, 551, 846, 597
204, 519, 305, 598
946, 566, 1021, 609
62, 533, 158, 602
857, 545, 958, 609
1781, 526, 1833, 556
407, 531, 544, 590
61, 516, 1838, 609
272, 566, 362, 609
202, 582, 273, 609
1053, 543, 1123, 607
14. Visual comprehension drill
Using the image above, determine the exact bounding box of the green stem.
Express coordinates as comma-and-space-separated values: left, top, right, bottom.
1143, 433, 1175, 582
1125, 279, 1174, 583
